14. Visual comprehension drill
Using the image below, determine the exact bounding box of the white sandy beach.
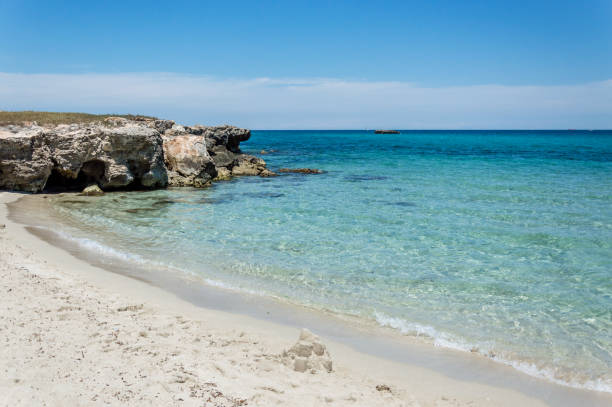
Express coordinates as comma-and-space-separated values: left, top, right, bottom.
0, 191, 555, 406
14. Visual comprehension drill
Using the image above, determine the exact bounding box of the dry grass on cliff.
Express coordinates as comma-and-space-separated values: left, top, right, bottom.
0, 111, 157, 126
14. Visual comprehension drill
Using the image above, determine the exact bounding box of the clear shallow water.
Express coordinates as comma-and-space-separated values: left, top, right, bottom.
46, 130, 611, 392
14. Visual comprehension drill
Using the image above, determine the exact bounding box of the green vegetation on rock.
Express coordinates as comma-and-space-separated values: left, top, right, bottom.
0, 111, 157, 126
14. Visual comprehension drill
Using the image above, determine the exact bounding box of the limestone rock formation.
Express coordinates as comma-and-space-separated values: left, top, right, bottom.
161, 123, 275, 184
213, 167, 232, 181
197, 125, 276, 178
231, 155, 267, 176
1, 117, 274, 192
282, 329, 333, 373
0, 127, 52, 192
162, 131, 217, 188
0, 123, 167, 192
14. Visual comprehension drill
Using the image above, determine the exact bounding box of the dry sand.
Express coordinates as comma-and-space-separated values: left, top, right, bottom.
0, 191, 551, 406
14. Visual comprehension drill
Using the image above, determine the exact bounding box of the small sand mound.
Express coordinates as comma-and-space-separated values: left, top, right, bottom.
282, 328, 333, 373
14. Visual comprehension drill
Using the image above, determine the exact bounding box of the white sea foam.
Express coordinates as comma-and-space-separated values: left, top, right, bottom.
500, 359, 612, 394
374, 312, 612, 394
46, 228, 150, 265
203, 277, 264, 297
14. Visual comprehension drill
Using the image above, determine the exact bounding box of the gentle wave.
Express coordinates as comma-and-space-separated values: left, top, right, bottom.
35, 226, 271, 299
374, 313, 612, 394
49, 228, 151, 265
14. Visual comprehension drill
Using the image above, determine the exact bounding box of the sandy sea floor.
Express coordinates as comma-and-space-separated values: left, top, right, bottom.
2, 191, 611, 406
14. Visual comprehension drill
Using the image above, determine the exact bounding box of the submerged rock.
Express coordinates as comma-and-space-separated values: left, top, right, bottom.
213, 167, 232, 181
259, 169, 278, 177
80, 184, 104, 196
231, 155, 267, 176
282, 329, 332, 373
278, 168, 323, 174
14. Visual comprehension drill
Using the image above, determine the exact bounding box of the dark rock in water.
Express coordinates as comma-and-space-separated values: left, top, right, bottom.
151, 199, 178, 208
243, 192, 285, 199
213, 167, 232, 181
344, 175, 388, 182
59, 199, 90, 205
227, 155, 277, 177
374, 130, 400, 134
388, 201, 416, 207
124, 207, 157, 214
278, 168, 323, 174
196, 195, 234, 205
259, 169, 278, 177
231, 155, 266, 176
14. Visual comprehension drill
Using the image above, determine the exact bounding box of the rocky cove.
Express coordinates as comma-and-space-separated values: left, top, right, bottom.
0, 116, 277, 193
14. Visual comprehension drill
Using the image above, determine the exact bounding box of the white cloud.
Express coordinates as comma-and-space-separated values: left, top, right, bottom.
0, 72, 610, 129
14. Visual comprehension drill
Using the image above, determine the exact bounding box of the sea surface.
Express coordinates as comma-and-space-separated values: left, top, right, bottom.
42, 130, 612, 392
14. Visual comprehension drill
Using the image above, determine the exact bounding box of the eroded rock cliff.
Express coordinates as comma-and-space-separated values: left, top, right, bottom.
0, 117, 272, 193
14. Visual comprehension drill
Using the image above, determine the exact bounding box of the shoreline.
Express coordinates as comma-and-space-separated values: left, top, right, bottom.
2, 191, 610, 406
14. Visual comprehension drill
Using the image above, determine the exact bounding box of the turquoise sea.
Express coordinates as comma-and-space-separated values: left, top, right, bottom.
43, 130, 611, 392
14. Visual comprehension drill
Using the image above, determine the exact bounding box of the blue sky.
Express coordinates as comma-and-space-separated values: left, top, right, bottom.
1, 0, 611, 128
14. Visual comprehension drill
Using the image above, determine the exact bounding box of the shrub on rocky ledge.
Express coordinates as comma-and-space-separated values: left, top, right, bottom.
0, 111, 157, 126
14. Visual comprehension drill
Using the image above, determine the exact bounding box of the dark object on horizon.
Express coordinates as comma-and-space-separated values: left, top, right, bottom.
374, 130, 400, 134
278, 168, 323, 174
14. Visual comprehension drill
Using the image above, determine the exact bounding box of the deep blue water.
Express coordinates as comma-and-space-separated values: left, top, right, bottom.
48, 130, 612, 391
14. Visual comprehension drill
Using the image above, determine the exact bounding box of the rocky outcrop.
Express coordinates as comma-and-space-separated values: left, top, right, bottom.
162, 126, 217, 188
0, 127, 53, 192
161, 123, 276, 185
0, 122, 167, 192
0, 117, 273, 193
196, 125, 276, 178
